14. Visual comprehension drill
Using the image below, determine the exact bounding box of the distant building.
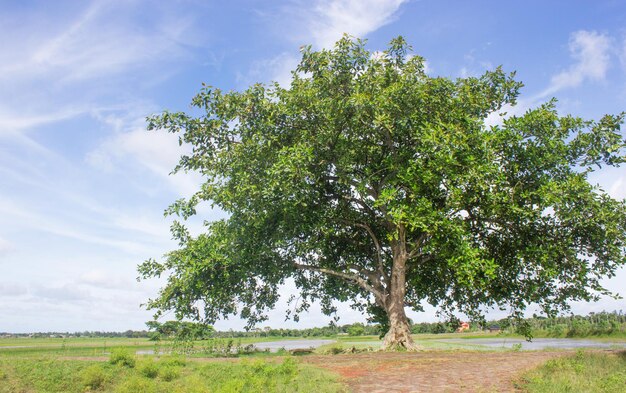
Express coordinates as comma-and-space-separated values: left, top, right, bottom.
456, 322, 470, 332
488, 325, 501, 333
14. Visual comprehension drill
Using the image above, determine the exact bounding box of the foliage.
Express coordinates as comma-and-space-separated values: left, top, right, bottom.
114, 376, 157, 393
146, 320, 214, 341
517, 350, 626, 392
493, 310, 626, 338
159, 354, 187, 367
109, 348, 136, 368
138, 359, 159, 379
158, 365, 181, 381
347, 323, 366, 336
140, 35, 626, 348
79, 364, 107, 389
212, 323, 381, 338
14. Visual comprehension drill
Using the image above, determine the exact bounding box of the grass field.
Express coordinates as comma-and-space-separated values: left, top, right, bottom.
516, 350, 626, 392
1, 335, 624, 392
0, 348, 345, 393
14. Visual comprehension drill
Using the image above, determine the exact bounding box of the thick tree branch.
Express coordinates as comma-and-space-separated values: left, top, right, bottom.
293, 262, 384, 301
407, 232, 429, 260
352, 222, 390, 286
334, 218, 390, 286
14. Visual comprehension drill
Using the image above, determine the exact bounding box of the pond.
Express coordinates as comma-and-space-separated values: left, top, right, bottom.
252, 339, 336, 352
135, 339, 336, 355
434, 337, 626, 350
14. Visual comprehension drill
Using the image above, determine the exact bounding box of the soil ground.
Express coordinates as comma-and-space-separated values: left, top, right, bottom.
302, 350, 571, 392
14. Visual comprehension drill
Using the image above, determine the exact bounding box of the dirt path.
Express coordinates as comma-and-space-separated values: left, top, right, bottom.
302, 350, 570, 392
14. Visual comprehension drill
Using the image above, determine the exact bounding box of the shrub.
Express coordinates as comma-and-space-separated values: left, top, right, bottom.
138, 359, 159, 379
159, 365, 181, 381
79, 364, 106, 390
171, 375, 208, 393
318, 345, 344, 355
159, 354, 186, 367
109, 348, 136, 368
114, 376, 156, 393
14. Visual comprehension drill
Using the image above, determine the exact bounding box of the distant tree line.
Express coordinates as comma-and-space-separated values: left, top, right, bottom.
497, 311, 626, 337
2, 310, 624, 339
0, 330, 151, 338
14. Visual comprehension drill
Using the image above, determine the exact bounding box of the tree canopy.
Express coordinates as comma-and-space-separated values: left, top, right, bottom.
139, 36, 626, 350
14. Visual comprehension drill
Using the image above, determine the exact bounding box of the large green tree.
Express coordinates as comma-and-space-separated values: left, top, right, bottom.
139, 37, 626, 350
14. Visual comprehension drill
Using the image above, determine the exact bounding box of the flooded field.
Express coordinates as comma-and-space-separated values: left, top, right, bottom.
433, 337, 626, 350
252, 339, 336, 351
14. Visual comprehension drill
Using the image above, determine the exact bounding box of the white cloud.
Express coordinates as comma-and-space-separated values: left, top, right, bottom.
620, 34, 626, 73
78, 270, 135, 291
609, 176, 625, 199
36, 284, 92, 303
240, 1, 408, 91
87, 123, 203, 198
0, 107, 86, 134
0, 282, 27, 296
0, 237, 12, 255
0, 196, 157, 255
486, 30, 615, 127
307, 0, 408, 49
541, 30, 611, 97
238, 52, 300, 88
0, 2, 191, 85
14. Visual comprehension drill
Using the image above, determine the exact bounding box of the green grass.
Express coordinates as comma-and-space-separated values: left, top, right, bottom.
516, 350, 626, 392
0, 354, 346, 392
0, 338, 347, 392
0, 336, 317, 359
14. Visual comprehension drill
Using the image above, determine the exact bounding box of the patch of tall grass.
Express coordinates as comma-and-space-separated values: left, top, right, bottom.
0, 352, 345, 392
517, 350, 626, 392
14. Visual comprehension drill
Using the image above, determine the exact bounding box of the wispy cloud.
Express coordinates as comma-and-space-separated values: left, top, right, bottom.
0, 1, 192, 85
0, 197, 156, 255
0, 282, 26, 296
620, 34, 626, 73
237, 52, 300, 88
250, 0, 408, 86
487, 30, 616, 127
35, 284, 93, 303
540, 30, 612, 97
78, 270, 135, 291
0, 237, 12, 255
86, 117, 204, 199
0, 1, 202, 147
306, 0, 408, 49
0, 107, 86, 133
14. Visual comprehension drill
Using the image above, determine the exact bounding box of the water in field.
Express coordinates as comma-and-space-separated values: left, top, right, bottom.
434, 337, 626, 350
252, 339, 336, 351
134, 339, 336, 355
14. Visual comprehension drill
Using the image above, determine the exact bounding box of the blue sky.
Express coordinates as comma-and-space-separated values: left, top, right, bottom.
1, 0, 625, 333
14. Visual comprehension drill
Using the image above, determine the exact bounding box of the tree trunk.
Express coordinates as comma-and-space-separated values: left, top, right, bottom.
380, 232, 420, 351
380, 292, 419, 351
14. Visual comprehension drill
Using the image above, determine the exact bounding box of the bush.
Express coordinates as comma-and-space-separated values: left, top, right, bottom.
159, 354, 186, 367
138, 359, 159, 379
159, 365, 181, 381
347, 323, 365, 336
171, 375, 208, 393
79, 364, 106, 390
317, 345, 344, 355
114, 376, 156, 393
109, 348, 136, 368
